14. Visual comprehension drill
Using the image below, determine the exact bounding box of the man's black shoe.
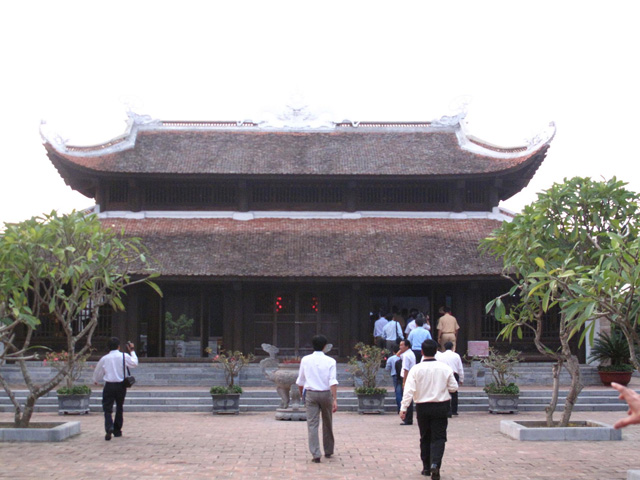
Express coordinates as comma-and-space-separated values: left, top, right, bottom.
113, 431, 122, 437
421, 468, 431, 476
400, 422, 413, 425
312, 458, 321, 463
105, 429, 113, 441
430, 464, 440, 480
324, 454, 332, 458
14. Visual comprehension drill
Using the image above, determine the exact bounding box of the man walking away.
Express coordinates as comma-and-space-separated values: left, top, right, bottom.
435, 341, 464, 416
400, 339, 458, 479
385, 343, 403, 412
436, 307, 460, 352
296, 335, 338, 463
407, 315, 432, 363
93, 337, 138, 440
373, 313, 388, 349
382, 314, 404, 352
399, 339, 416, 425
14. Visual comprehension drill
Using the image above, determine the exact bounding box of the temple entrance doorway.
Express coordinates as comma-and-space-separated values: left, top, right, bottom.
252, 287, 340, 357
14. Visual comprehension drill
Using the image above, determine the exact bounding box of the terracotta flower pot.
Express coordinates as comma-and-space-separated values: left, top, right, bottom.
597, 370, 633, 386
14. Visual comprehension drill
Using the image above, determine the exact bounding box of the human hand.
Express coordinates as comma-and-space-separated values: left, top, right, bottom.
333, 399, 338, 413
399, 411, 406, 421
611, 382, 640, 429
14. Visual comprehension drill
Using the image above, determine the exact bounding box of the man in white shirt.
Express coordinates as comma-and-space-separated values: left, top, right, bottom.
93, 337, 138, 441
435, 341, 464, 416
382, 314, 404, 351
399, 339, 416, 425
296, 335, 338, 463
372, 313, 388, 348
404, 308, 419, 336
400, 339, 458, 480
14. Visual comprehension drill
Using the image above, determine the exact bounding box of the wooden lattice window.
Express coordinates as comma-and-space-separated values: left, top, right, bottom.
358, 184, 449, 207
251, 184, 343, 205
144, 184, 237, 208
107, 182, 129, 204
465, 181, 488, 205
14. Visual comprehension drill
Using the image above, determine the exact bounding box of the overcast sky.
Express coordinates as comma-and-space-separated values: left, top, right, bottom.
1, 1, 639, 225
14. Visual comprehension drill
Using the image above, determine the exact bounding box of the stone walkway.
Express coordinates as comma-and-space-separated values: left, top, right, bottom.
1, 407, 639, 479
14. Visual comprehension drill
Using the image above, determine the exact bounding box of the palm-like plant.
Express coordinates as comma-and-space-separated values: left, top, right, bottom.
588, 330, 634, 371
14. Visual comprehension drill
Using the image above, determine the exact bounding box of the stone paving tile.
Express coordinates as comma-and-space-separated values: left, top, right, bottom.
1, 409, 639, 479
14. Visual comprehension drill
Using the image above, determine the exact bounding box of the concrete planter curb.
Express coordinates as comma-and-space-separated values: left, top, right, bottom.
0, 421, 81, 442
500, 419, 622, 441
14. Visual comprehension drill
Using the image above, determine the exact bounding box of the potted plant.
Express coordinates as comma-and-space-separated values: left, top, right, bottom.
164, 311, 194, 357
347, 342, 388, 414
589, 330, 635, 386
210, 350, 254, 414
474, 348, 520, 414
44, 350, 92, 415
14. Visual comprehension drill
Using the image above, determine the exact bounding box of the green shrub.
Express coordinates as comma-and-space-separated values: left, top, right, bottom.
210, 385, 243, 395
483, 382, 519, 395
56, 385, 92, 395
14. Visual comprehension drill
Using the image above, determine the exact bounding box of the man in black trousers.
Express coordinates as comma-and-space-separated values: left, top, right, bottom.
400, 339, 458, 479
93, 337, 138, 440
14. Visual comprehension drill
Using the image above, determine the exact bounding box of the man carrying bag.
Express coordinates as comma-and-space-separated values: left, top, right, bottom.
93, 337, 138, 440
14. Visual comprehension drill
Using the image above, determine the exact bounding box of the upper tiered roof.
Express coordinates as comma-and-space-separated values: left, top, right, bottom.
42, 110, 555, 200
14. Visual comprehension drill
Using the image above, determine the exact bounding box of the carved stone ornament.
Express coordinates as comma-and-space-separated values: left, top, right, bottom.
257, 104, 335, 130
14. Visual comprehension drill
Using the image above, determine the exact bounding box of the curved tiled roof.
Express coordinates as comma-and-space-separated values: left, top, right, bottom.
44, 121, 553, 178
102, 217, 504, 278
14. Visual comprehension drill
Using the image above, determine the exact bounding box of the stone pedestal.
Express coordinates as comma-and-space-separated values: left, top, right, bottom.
275, 405, 307, 421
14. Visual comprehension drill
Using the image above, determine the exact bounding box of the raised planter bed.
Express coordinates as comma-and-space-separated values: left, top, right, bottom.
500, 420, 621, 441
0, 421, 81, 442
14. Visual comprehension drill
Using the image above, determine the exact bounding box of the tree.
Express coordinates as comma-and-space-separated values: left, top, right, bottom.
164, 312, 194, 357
0, 211, 160, 427
481, 177, 640, 427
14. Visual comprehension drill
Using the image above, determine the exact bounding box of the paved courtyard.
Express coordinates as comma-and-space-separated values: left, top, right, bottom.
1, 406, 639, 479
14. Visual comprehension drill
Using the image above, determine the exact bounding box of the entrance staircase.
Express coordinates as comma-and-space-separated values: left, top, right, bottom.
0, 361, 635, 413
0, 388, 631, 414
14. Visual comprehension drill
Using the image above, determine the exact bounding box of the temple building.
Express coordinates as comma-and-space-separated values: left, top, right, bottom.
42, 109, 557, 360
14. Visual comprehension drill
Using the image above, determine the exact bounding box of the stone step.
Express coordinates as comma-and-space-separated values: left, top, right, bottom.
0, 388, 632, 413
0, 362, 615, 387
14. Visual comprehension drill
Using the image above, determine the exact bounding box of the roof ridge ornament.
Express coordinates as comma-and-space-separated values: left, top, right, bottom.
257, 103, 335, 130
39, 120, 68, 147
126, 110, 162, 128
525, 121, 557, 147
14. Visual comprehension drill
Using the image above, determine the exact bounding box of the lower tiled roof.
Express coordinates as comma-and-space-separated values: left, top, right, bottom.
102, 217, 505, 278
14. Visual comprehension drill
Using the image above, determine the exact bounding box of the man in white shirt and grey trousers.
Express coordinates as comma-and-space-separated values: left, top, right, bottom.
93, 337, 138, 441
400, 339, 458, 480
296, 334, 338, 463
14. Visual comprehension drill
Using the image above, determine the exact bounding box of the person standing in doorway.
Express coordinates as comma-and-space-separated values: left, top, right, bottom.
408, 315, 432, 363
296, 335, 338, 463
436, 307, 460, 352
93, 337, 138, 441
373, 313, 388, 349
382, 314, 405, 352
400, 339, 458, 479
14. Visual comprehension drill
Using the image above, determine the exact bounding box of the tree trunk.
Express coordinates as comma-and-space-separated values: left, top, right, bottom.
560, 354, 583, 427
15, 395, 36, 428
545, 361, 561, 427
558, 318, 583, 427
